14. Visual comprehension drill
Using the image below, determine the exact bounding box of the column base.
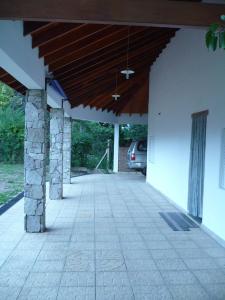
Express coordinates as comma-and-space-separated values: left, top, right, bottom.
25, 215, 45, 233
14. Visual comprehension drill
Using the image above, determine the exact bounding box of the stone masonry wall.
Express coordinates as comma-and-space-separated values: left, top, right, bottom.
63, 117, 71, 184
49, 108, 64, 200
24, 89, 47, 233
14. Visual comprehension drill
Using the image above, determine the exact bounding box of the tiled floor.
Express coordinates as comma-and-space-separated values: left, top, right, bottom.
0, 173, 225, 299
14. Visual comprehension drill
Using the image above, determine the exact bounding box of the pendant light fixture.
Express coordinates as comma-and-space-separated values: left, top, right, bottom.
112, 72, 120, 101
121, 27, 135, 80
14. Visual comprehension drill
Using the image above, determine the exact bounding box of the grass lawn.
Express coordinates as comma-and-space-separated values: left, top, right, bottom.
0, 164, 24, 205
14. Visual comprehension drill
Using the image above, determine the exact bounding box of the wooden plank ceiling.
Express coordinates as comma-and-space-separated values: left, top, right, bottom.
0, 21, 178, 114
0, 67, 27, 95
23, 21, 177, 115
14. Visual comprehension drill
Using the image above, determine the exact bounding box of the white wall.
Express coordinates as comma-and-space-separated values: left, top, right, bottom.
0, 21, 45, 89
147, 28, 225, 241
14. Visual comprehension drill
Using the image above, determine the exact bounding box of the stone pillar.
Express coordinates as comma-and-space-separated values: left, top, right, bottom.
63, 117, 72, 184
113, 123, 119, 173
24, 90, 47, 233
49, 108, 64, 200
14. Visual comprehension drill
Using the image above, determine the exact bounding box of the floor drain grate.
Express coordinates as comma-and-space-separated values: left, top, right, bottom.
159, 212, 199, 231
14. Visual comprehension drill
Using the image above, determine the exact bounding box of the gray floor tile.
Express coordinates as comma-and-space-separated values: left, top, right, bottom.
150, 249, 179, 259
96, 272, 130, 286
123, 249, 151, 260
161, 270, 198, 285
169, 284, 210, 300
193, 269, 225, 284
64, 258, 95, 272
170, 241, 198, 249
60, 272, 95, 286
96, 286, 134, 300
96, 259, 126, 271
146, 241, 172, 250
57, 287, 95, 300
125, 259, 157, 271
96, 250, 123, 260
133, 285, 173, 300
204, 247, 225, 258
204, 283, 225, 300
18, 287, 58, 300
1, 174, 225, 300
32, 261, 64, 272
183, 258, 219, 270
175, 248, 210, 258
155, 259, 187, 270
0, 287, 22, 300
128, 271, 164, 285
24, 272, 62, 287
0, 271, 28, 287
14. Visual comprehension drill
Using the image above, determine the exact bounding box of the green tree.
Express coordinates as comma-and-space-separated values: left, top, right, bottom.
205, 16, 225, 51
0, 82, 25, 163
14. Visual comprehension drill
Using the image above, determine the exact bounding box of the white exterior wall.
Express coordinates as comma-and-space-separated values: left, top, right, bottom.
147, 28, 225, 242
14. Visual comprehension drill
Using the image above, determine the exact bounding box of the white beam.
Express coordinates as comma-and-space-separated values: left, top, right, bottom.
113, 123, 120, 173
0, 21, 45, 89
70, 106, 148, 124
117, 113, 148, 125
70, 105, 116, 123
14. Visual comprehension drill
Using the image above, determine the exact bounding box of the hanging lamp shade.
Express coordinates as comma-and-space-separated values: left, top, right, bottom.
121, 69, 135, 80
112, 72, 120, 101
112, 93, 120, 101
121, 27, 135, 80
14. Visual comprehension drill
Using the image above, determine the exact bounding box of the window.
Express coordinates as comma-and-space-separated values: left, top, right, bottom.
137, 140, 147, 152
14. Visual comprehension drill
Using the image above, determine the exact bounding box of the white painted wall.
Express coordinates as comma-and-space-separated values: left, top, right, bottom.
113, 123, 119, 173
71, 105, 148, 124
147, 28, 225, 241
0, 21, 45, 89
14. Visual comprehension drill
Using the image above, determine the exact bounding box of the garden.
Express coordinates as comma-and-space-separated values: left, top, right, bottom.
0, 82, 147, 205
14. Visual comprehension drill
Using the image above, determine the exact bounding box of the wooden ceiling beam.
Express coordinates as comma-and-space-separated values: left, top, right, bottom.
49, 26, 144, 71
104, 72, 148, 113
60, 39, 169, 90
44, 24, 125, 64
39, 23, 108, 57
1, 1, 225, 28
32, 23, 83, 48
58, 31, 174, 85
69, 64, 150, 108
54, 28, 170, 81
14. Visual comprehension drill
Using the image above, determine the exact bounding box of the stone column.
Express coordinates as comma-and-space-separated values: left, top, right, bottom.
113, 123, 119, 173
24, 90, 47, 233
49, 108, 64, 200
63, 117, 72, 184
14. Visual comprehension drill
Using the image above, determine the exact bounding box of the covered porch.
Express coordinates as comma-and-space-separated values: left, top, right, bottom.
0, 173, 225, 299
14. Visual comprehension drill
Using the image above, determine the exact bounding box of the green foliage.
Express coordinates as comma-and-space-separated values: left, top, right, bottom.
0, 82, 14, 107
0, 164, 24, 204
0, 82, 148, 169
72, 120, 114, 169
0, 82, 25, 163
205, 16, 225, 51
71, 121, 147, 169
120, 124, 148, 146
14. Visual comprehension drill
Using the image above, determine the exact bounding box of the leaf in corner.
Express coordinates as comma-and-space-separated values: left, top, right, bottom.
219, 31, 225, 49
209, 23, 219, 33
205, 31, 213, 49
212, 35, 218, 51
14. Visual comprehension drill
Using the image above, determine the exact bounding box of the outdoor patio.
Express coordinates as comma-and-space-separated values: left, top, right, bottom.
0, 173, 225, 299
